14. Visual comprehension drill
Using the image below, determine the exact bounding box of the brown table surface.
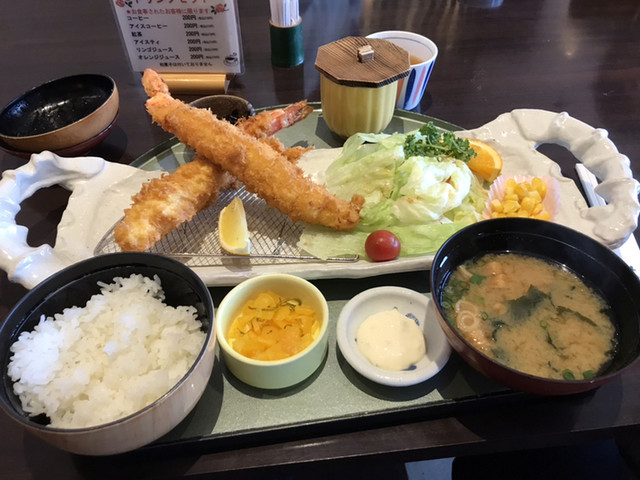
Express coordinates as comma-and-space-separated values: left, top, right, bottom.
1, 1, 640, 478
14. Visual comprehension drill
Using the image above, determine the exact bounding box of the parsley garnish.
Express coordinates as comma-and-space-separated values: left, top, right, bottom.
403, 122, 477, 162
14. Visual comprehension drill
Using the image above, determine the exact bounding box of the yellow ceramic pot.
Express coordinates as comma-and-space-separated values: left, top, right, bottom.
315, 36, 410, 138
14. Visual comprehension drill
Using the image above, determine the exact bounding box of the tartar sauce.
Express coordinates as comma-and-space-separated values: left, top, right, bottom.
356, 309, 427, 371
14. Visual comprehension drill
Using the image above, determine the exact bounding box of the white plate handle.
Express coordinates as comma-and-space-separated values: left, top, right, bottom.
0, 151, 106, 289
460, 109, 640, 248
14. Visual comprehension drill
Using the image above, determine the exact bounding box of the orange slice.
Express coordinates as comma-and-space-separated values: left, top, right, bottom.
466, 139, 503, 182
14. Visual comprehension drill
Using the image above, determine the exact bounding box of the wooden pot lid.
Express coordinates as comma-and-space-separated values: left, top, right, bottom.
315, 36, 410, 88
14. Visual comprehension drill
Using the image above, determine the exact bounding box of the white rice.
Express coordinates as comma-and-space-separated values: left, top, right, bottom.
7, 274, 206, 429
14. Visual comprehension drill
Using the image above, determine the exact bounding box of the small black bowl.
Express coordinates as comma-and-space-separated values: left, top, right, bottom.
430, 218, 640, 395
0, 111, 118, 159
0, 252, 215, 455
189, 94, 255, 124
0, 73, 118, 153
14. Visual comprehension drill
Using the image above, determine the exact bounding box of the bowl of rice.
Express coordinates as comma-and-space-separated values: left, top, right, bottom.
0, 252, 215, 455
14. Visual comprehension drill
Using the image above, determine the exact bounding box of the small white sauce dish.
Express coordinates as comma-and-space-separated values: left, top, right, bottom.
336, 286, 451, 387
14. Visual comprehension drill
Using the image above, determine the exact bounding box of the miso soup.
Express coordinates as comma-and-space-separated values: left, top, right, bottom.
442, 253, 617, 380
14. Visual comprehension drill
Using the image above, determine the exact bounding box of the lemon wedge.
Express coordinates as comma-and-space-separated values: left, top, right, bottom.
219, 197, 251, 255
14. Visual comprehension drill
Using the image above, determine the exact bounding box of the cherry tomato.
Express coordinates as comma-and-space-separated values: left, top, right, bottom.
365, 230, 401, 262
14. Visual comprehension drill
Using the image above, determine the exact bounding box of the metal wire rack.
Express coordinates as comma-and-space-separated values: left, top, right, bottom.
94, 187, 359, 266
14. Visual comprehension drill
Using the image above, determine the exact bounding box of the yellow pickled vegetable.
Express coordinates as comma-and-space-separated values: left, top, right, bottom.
227, 291, 319, 361
489, 177, 552, 220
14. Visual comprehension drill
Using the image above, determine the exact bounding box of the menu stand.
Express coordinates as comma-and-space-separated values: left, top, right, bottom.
155, 73, 230, 95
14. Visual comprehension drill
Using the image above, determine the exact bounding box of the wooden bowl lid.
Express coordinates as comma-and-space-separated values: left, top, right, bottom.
315, 36, 410, 88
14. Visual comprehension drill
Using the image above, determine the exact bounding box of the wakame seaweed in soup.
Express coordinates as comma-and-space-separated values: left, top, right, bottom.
442, 252, 618, 380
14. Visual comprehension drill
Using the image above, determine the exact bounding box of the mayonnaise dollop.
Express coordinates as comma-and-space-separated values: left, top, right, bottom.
356, 309, 427, 371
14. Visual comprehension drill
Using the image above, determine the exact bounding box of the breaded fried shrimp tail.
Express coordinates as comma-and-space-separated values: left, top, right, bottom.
237, 100, 314, 162
114, 156, 227, 252
146, 93, 364, 230
141, 68, 170, 97
237, 100, 314, 138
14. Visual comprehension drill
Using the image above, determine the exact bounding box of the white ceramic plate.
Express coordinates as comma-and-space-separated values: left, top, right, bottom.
336, 286, 451, 387
0, 107, 637, 289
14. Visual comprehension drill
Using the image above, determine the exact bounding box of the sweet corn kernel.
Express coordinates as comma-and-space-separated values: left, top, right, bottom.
488, 177, 551, 221
502, 199, 520, 213
532, 177, 547, 198
520, 196, 536, 213
527, 190, 542, 203
514, 184, 529, 199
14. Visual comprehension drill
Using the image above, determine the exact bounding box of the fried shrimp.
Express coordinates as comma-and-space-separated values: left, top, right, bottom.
114, 69, 361, 252
145, 88, 364, 230
140, 69, 312, 163
116, 73, 310, 251
114, 156, 228, 252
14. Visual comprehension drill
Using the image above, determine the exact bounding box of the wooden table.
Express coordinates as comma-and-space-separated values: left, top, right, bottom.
1, 1, 639, 478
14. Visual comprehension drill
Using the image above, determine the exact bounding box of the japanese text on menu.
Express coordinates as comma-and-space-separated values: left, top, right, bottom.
111, 0, 243, 74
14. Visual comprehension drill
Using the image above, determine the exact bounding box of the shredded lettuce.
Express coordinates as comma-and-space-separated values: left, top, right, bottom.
298, 130, 488, 259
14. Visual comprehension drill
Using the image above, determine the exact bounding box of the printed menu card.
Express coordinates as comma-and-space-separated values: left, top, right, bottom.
111, 0, 244, 75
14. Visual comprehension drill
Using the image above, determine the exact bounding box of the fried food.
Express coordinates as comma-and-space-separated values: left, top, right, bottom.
114, 156, 228, 252
115, 72, 314, 251
114, 69, 362, 252
141, 68, 170, 97
145, 90, 364, 230
141, 69, 313, 162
